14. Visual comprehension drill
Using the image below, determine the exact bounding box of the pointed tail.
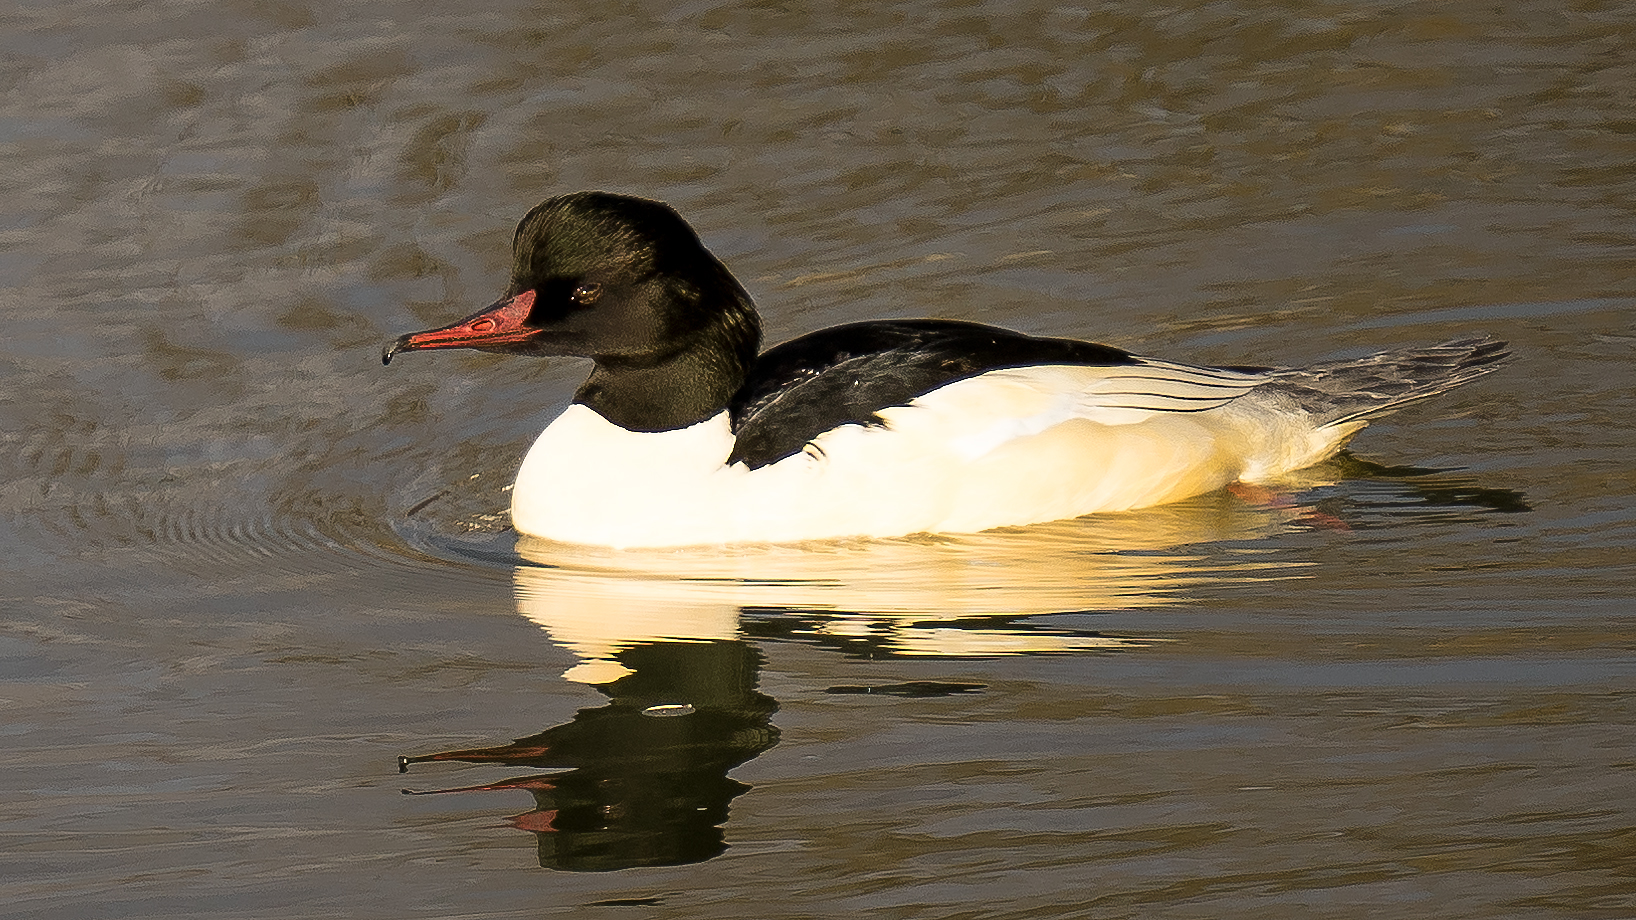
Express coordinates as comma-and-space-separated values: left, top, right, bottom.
1261, 337, 1510, 428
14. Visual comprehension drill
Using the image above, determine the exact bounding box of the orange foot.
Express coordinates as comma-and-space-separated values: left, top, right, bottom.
1227, 481, 1351, 531
1226, 482, 1287, 506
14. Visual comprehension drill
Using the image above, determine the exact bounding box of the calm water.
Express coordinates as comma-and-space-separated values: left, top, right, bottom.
3, 0, 1634, 917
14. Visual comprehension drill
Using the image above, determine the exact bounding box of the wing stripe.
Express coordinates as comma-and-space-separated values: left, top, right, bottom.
1091, 403, 1230, 414
1094, 391, 1247, 401
1137, 357, 1263, 370
1100, 375, 1262, 390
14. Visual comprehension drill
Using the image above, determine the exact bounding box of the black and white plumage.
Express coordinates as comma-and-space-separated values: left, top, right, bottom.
728, 319, 1139, 469
384, 192, 1509, 548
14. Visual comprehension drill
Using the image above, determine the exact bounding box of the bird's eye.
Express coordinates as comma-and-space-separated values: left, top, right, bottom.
571, 282, 603, 305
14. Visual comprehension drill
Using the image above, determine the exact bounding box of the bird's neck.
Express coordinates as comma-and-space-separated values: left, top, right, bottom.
575, 344, 747, 432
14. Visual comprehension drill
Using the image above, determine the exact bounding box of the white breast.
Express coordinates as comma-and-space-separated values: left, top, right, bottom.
509, 366, 1352, 548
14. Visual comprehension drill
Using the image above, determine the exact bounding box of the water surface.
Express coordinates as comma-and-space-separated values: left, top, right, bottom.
3, 1, 1634, 917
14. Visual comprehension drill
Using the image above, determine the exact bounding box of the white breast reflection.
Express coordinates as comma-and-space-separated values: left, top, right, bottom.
510, 494, 1310, 679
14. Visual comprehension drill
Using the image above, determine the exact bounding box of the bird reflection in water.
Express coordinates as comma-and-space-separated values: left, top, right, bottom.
401, 639, 778, 872
400, 503, 1247, 871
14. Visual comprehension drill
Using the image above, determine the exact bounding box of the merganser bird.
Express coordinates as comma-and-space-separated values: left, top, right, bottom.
384, 192, 1508, 549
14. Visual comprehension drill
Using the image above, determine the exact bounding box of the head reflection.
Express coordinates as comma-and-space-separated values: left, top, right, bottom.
403, 639, 777, 871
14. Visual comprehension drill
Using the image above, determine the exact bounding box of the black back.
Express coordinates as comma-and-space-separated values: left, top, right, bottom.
726, 319, 1136, 469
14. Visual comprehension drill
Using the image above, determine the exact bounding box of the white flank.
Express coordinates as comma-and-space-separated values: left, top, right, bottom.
509, 363, 1357, 548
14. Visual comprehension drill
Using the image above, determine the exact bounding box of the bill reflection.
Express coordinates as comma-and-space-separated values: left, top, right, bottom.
401, 638, 777, 872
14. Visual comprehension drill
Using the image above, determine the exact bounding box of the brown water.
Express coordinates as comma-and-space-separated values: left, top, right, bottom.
4, 0, 1634, 916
